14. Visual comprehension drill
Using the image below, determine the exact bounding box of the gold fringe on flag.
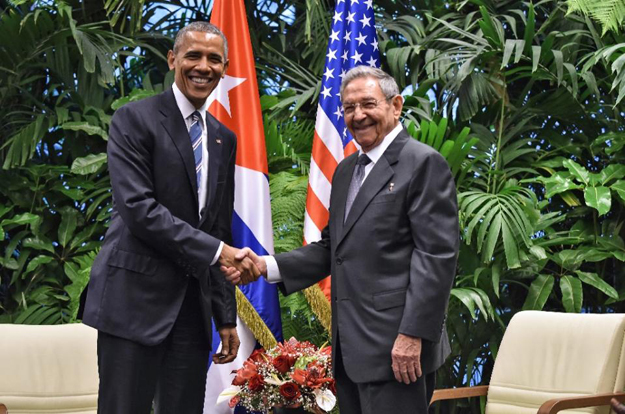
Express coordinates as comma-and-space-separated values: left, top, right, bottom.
235, 287, 278, 349
303, 284, 332, 333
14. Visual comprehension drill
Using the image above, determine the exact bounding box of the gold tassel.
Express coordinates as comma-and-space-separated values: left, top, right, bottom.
303, 284, 332, 333
236, 287, 278, 349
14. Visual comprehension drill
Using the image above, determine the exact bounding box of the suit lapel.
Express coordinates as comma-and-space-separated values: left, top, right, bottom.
336, 130, 410, 247
199, 112, 223, 226
333, 153, 358, 238
159, 89, 199, 206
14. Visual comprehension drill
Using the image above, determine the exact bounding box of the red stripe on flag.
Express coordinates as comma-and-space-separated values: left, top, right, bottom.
311, 131, 339, 184
209, 0, 267, 174
344, 140, 358, 157
305, 185, 330, 231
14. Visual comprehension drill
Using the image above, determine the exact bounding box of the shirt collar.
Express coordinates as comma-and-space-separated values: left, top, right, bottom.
359, 122, 403, 164
172, 82, 209, 123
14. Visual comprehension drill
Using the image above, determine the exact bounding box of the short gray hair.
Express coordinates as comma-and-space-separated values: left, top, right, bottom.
173, 22, 228, 60
340, 66, 400, 100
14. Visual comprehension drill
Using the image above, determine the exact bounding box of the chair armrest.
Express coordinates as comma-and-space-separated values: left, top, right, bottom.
430, 385, 489, 404
537, 392, 625, 414
0, 403, 6, 414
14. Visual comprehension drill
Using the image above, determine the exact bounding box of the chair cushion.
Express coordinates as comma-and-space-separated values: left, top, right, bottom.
486, 311, 625, 414
0, 323, 98, 413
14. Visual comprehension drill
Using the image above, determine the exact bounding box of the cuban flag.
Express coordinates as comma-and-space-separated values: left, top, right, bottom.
305, 0, 380, 299
203, 1, 282, 412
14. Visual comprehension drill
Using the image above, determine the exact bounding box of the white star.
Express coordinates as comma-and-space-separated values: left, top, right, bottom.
346, 11, 356, 24
334, 106, 343, 120
343, 127, 348, 137
337, 0, 345, 3
333, 11, 342, 25
343, 30, 352, 42
355, 32, 367, 46
339, 69, 347, 79
372, 38, 379, 51
321, 86, 332, 99
351, 0, 360, 4
323, 67, 335, 81
360, 15, 371, 27
367, 56, 377, 67
327, 48, 338, 62
329, 30, 340, 43
365, 0, 373, 8
342, 50, 349, 62
351, 50, 363, 64
207, 75, 246, 117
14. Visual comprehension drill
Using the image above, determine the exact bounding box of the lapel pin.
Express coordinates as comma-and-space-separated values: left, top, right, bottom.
216, 138, 222, 144
389, 182, 394, 192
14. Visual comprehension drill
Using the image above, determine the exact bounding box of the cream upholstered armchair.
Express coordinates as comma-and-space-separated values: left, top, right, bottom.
0, 323, 98, 414
431, 311, 625, 413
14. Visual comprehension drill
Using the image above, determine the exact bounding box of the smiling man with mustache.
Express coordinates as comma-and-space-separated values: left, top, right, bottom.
80, 22, 259, 413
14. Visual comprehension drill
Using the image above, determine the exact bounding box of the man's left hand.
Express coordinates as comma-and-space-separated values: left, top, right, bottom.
391, 334, 422, 384
213, 326, 240, 364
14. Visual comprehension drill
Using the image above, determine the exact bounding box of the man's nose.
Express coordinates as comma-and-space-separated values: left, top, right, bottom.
196, 57, 211, 72
352, 106, 367, 120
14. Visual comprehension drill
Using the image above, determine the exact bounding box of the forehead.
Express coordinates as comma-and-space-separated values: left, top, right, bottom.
342, 77, 384, 101
177, 31, 225, 55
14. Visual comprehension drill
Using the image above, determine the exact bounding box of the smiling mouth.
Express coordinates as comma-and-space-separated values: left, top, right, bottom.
189, 76, 212, 85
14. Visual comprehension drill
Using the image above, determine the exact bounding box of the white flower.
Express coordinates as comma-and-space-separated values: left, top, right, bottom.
314, 388, 336, 411
216, 385, 241, 405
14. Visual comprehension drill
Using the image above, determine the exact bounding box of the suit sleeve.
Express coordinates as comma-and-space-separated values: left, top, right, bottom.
209, 131, 237, 328
274, 223, 332, 295
107, 104, 222, 278
399, 151, 459, 343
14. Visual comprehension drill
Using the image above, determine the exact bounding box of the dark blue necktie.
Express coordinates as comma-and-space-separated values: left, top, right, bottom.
344, 154, 371, 222
189, 111, 203, 191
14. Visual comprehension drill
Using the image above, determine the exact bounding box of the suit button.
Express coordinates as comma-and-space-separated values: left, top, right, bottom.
336, 257, 343, 265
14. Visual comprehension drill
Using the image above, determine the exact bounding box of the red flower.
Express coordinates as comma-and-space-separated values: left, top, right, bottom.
248, 374, 265, 392
228, 396, 240, 408
320, 346, 332, 356
273, 354, 296, 374
279, 382, 301, 400
248, 348, 266, 363
232, 360, 258, 385
291, 366, 332, 389
328, 379, 337, 395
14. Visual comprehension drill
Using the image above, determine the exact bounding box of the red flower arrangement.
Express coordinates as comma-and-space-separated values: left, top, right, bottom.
218, 337, 336, 413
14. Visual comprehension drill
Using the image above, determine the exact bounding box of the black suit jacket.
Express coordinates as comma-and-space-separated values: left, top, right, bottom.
82, 88, 237, 346
276, 130, 459, 383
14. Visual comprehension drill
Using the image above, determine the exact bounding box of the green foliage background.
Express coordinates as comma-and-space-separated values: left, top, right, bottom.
1, 0, 625, 412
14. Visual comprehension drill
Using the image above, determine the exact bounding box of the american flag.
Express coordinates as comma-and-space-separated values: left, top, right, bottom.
305, 0, 380, 299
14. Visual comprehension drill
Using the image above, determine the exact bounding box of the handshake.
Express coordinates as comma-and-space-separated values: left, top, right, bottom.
218, 246, 267, 285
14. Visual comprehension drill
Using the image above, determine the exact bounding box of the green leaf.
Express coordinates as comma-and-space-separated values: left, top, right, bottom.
552, 249, 584, 271
0, 256, 19, 270
584, 186, 611, 216
522, 275, 554, 311
25, 255, 55, 274
492, 262, 501, 298
563, 159, 589, 185
58, 211, 78, 248
22, 237, 55, 254
560, 276, 583, 313
538, 172, 583, 198
71, 153, 108, 175
62, 122, 108, 141
0, 213, 41, 231
612, 180, 625, 202
589, 165, 625, 186
576, 271, 619, 299
450, 288, 478, 319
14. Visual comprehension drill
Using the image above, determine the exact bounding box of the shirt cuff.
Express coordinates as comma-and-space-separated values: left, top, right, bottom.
211, 241, 224, 266
264, 255, 283, 283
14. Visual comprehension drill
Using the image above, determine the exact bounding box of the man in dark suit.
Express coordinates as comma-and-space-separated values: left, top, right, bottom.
81, 22, 258, 414
224, 66, 459, 413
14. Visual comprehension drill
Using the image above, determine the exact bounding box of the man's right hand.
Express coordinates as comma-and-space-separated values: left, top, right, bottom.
220, 247, 267, 285
218, 244, 261, 284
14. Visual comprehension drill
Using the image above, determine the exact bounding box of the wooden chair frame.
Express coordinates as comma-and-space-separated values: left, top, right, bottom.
430, 386, 625, 414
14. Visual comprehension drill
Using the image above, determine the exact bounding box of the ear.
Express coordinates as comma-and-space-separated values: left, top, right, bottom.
391, 95, 403, 120
222, 59, 230, 78
167, 50, 175, 71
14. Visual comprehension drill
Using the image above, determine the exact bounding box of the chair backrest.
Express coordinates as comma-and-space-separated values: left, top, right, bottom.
486, 311, 625, 414
0, 323, 98, 414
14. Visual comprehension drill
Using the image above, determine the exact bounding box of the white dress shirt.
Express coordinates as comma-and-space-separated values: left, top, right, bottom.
172, 83, 223, 265
264, 122, 404, 282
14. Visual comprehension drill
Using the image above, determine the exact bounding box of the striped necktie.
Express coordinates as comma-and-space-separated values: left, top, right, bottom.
189, 111, 203, 191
